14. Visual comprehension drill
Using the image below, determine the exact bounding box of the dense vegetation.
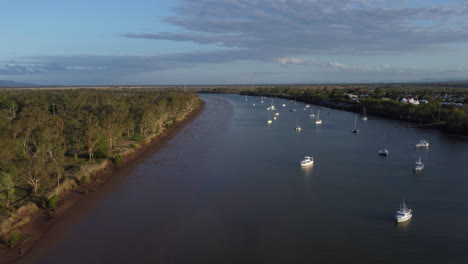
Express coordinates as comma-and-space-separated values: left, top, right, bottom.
200, 84, 468, 133
0, 89, 199, 216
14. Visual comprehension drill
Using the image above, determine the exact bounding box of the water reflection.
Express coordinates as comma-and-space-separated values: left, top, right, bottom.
395, 219, 412, 232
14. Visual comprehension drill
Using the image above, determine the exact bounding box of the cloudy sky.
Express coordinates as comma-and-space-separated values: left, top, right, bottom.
1, 0, 468, 85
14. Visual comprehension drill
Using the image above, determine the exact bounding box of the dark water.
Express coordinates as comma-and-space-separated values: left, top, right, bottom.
37, 94, 468, 264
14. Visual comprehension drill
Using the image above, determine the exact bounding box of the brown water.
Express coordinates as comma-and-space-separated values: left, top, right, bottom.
35, 94, 468, 264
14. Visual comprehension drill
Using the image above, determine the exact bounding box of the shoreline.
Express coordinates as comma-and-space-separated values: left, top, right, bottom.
0, 100, 206, 264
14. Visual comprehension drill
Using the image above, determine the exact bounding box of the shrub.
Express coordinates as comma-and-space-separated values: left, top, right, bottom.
113, 155, 123, 165
46, 195, 58, 211
80, 175, 88, 185
6, 230, 22, 247
130, 133, 142, 141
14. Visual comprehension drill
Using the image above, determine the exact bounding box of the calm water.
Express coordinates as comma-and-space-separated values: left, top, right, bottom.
37, 94, 468, 264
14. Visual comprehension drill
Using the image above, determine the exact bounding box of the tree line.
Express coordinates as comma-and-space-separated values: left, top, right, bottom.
0, 89, 199, 213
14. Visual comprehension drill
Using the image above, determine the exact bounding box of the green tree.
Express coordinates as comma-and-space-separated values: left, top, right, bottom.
0, 172, 15, 208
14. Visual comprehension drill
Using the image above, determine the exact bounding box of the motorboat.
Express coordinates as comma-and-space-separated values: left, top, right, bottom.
395, 202, 412, 222
273, 116, 277, 120
267, 120, 272, 124
282, 104, 286, 107
300, 156, 314, 167
414, 157, 424, 171
378, 148, 389, 156
295, 126, 302, 131
305, 104, 310, 108
416, 140, 429, 148
275, 112, 280, 116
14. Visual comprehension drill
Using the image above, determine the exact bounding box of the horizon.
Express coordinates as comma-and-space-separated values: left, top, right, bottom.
1, 0, 468, 85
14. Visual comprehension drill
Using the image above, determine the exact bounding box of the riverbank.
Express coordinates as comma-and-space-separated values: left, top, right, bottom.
0, 99, 205, 264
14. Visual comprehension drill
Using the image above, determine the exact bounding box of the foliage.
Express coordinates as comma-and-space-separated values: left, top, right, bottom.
113, 155, 123, 166
0, 89, 199, 209
5, 230, 22, 247
46, 194, 58, 211
80, 175, 88, 185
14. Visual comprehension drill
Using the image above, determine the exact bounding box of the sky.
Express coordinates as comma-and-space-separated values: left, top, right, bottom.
1, 0, 468, 85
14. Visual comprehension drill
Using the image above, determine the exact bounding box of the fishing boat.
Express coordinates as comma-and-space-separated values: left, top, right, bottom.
300, 156, 314, 167
362, 107, 368, 121
315, 110, 322, 124
395, 202, 413, 222
352, 116, 359, 133
414, 157, 424, 171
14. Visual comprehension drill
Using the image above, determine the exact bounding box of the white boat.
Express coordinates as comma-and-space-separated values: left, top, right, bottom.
352, 116, 359, 133
273, 116, 277, 120
378, 148, 389, 156
300, 156, 314, 167
252, 103, 256, 106
267, 120, 272, 124
416, 140, 429, 148
282, 104, 286, 107
395, 202, 413, 222
362, 107, 368, 121
414, 157, 424, 171
295, 118, 301, 131
275, 112, 280, 116
261, 96, 264, 104
267, 97, 275, 111
315, 110, 322, 124
305, 104, 310, 108
309, 108, 315, 118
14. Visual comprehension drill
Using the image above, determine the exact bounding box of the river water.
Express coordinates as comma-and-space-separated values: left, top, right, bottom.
36, 94, 468, 264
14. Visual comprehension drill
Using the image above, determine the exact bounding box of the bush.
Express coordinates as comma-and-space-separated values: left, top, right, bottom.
113, 155, 123, 165
130, 133, 142, 141
46, 195, 58, 211
6, 230, 22, 247
74, 153, 79, 163
80, 175, 88, 185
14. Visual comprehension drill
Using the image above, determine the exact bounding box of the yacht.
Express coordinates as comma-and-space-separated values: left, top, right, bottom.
352, 116, 359, 133
414, 157, 424, 171
295, 118, 301, 131
309, 108, 315, 118
416, 140, 429, 148
315, 110, 322, 124
378, 148, 389, 156
300, 156, 314, 167
362, 107, 368, 121
395, 202, 413, 222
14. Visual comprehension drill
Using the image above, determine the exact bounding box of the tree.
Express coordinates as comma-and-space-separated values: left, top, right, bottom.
0, 172, 15, 208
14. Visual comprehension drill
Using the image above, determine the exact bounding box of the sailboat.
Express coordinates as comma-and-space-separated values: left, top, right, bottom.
266, 97, 275, 111
315, 110, 322, 124
261, 96, 264, 104
295, 118, 302, 131
309, 108, 315, 118
362, 107, 368, 121
352, 116, 359, 133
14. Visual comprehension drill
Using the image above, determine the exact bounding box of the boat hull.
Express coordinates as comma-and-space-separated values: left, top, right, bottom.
395, 214, 412, 222
300, 161, 314, 167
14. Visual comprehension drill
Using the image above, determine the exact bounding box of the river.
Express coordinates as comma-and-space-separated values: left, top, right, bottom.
32, 94, 468, 263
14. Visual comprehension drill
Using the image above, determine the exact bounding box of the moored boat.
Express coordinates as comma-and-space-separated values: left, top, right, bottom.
300, 156, 314, 167
395, 202, 412, 222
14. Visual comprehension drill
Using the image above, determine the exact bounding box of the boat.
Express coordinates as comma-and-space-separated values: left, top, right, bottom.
252, 103, 256, 106
267, 120, 272, 124
300, 156, 314, 167
282, 104, 286, 107
267, 97, 276, 111
309, 108, 315, 118
395, 202, 413, 222
378, 148, 389, 156
315, 110, 322, 124
275, 112, 280, 116
352, 116, 359, 133
290, 108, 297, 112
261, 96, 264, 104
305, 104, 310, 108
273, 116, 277, 120
295, 118, 301, 131
414, 157, 424, 171
362, 107, 368, 121
416, 140, 429, 148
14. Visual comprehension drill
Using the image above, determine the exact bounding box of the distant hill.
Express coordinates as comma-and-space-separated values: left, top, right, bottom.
0, 80, 39, 87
